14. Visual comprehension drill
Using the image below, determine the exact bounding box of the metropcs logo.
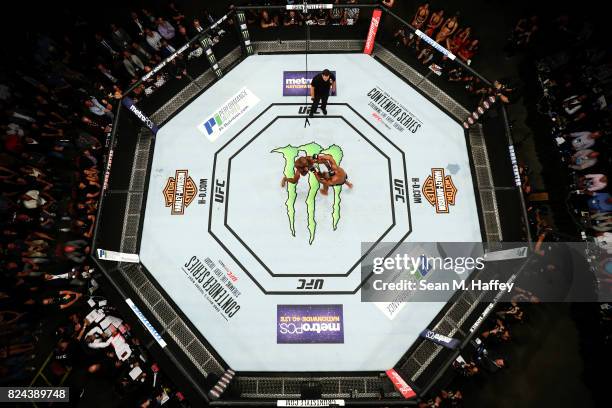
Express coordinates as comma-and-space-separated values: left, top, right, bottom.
163, 170, 198, 215
425, 330, 454, 344
200, 87, 260, 142
422, 168, 457, 213
272, 142, 345, 244
129, 104, 155, 130
277, 304, 344, 344
122, 97, 159, 134
282, 71, 337, 97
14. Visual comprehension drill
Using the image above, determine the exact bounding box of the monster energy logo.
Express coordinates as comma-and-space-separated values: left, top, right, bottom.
272, 142, 344, 244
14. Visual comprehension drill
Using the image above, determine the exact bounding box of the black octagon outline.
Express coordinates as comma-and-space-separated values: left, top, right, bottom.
208, 103, 412, 295
225, 115, 394, 276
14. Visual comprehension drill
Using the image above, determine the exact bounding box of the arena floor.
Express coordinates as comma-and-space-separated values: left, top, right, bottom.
138, 54, 482, 371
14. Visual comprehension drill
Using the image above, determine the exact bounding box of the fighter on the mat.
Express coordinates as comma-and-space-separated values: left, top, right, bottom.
312, 153, 353, 195
280, 155, 316, 187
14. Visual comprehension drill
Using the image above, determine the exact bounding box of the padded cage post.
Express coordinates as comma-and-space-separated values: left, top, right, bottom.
236, 11, 254, 56
199, 36, 223, 78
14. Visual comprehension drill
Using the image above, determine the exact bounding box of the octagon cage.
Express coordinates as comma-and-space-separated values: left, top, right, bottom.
92, 2, 531, 407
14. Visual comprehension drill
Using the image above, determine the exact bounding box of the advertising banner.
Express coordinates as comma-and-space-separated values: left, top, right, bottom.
419, 329, 461, 349
363, 9, 382, 55
97, 248, 140, 263
198, 87, 260, 142
125, 299, 167, 348
415, 29, 456, 60
385, 369, 417, 399
283, 71, 337, 97
277, 400, 345, 407
122, 97, 159, 134
277, 304, 344, 344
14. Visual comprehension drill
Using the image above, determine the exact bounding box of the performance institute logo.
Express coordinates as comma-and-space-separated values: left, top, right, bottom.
272, 143, 345, 244
282, 71, 337, 97
422, 168, 457, 213
199, 87, 260, 142
163, 170, 197, 215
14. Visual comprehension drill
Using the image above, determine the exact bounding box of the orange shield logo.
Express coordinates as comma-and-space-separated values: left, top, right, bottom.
422, 168, 457, 213
163, 170, 197, 215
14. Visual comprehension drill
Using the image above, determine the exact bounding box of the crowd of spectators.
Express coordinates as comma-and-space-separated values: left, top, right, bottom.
244, 0, 363, 29
416, 299, 529, 408
392, 3, 483, 90
0, 2, 236, 405
92, 4, 233, 103
49, 296, 190, 406
533, 34, 610, 275
1, 1, 609, 406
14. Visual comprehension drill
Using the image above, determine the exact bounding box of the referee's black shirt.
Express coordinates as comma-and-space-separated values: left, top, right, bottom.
311, 72, 335, 96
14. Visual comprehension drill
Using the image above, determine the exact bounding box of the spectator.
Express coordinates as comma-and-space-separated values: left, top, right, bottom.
42, 290, 83, 310
192, 18, 205, 35
421, 9, 444, 47
284, 11, 303, 27
587, 192, 612, 213
562, 94, 588, 116
141, 8, 157, 25
63, 239, 91, 263
167, 2, 186, 24
446, 27, 471, 55
412, 3, 430, 35
435, 13, 459, 44
260, 11, 277, 29
175, 24, 190, 45
130, 42, 152, 64
344, 0, 360, 25
122, 51, 145, 78
506, 15, 539, 56
458, 39, 479, 63
110, 23, 132, 50
567, 130, 603, 150
96, 63, 119, 86
129, 11, 148, 38
591, 212, 612, 232
156, 17, 176, 41
84, 98, 113, 122
94, 32, 119, 59
569, 149, 599, 170
159, 40, 176, 59
144, 28, 163, 51
84, 326, 113, 349
578, 174, 608, 193
329, 0, 344, 26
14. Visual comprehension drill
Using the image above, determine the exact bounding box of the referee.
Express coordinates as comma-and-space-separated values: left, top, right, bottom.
309, 69, 336, 117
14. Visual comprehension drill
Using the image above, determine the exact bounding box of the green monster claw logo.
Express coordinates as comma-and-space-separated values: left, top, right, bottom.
272, 143, 344, 244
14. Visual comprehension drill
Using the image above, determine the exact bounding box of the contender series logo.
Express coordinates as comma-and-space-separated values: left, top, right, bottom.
422, 168, 457, 213
367, 87, 423, 134
272, 142, 345, 244
163, 170, 198, 215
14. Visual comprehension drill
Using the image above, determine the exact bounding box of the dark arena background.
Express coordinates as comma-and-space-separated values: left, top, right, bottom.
0, 1, 610, 408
